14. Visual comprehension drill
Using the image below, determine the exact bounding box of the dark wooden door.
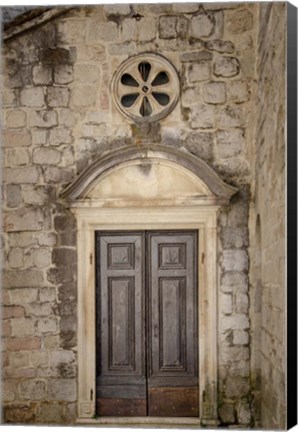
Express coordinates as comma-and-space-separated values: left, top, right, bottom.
96, 231, 198, 417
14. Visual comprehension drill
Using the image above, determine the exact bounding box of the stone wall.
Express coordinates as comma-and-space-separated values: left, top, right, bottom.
1, 3, 284, 428
249, 2, 286, 429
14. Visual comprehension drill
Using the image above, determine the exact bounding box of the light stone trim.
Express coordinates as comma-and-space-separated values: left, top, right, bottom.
61, 145, 237, 204
74, 206, 219, 426
62, 147, 236, 426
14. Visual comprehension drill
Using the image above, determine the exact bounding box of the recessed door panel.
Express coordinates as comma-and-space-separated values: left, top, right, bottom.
96, 233, 146, 416
96, 231, 198, 417
147, 232, 198, 416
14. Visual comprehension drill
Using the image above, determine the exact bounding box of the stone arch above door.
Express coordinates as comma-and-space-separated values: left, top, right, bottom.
60, 145, 237, 426
61, 145, 237, 207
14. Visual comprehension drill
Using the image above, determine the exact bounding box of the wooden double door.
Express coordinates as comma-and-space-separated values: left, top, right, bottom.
96, 230, 199, 417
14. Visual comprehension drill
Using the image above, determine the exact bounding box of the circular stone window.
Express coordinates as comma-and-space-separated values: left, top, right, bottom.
111, 53, 180, 123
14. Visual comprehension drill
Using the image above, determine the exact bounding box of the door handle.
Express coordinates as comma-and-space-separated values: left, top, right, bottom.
154, 324, 158, 338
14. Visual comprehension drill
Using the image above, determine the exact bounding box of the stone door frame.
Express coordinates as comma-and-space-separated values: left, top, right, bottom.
61, 145, 237, 426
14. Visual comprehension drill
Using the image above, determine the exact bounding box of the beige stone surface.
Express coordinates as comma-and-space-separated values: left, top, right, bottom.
1, 3, 285, 428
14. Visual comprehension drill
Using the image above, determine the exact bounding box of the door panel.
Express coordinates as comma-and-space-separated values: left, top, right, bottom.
96, 233, 146, 416
147, 232, 198, 417
96, 231, 198, 418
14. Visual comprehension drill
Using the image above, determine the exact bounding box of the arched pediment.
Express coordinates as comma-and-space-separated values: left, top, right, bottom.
61, 145, 237, 207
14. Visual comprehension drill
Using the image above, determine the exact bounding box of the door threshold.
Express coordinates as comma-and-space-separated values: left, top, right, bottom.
76, 416, 202, 427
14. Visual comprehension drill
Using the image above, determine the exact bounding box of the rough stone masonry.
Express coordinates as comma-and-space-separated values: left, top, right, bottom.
1, 3, 286, 428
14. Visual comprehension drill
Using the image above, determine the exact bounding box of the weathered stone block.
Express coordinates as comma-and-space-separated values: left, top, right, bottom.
60, 315, 77, 332
6, 148, 30, 166
189, 104, 215, 129
173, 3, 198, 13
222, 250, 248, 272
220, 346, 249, 363
49, 127, 72, 146
35, 402, 64, 423
29, 110, 58, 128
52, 248, 77, 267
47, 266, 76, 285
225, 376, 250, 398
4, 268, 44, 288
221, 271, 242, 292
220, 314, 249, 331
237, 399, 251, 424
4, 402, 38, 423
6, 184, 22, 208
181, 87, 200, 107
9, 352, 29, 368
122, 17, 157, 42
32, 248, 52, 269
26, 303, 52, 317
214, 56, 240, 77
226, 9, 254, 35
29, 352, 48, 368
8, 248, 24, 269
233, 329, 249, 345
219, 402, 235, 424
229, 359, 250, 377
205, 39, 235, 53
32, 65, 53, 85
87, 21, 118, 43
235, 293, 249, 313
190, 13, 214, 38
217, 105, 244, 128
11, 317, 35, 337
158, 15, 188, 39
37, 232, 58, 247
181, 51, 212, 64
33, 147, 62, 165
22, 185, 55, 206
216, 128, 245, 158
220, 293, 233, 315
184, 132, 213, 161
57, 19, 87, 44
2, 381, 16, 402
40, 287, 57, 303
19, 380, 47, 400
48, 379, 77, 402
228, 80, 250, 103
4, 207, 43, 232
47, 87, 70, 108
74, 64, 100, 84
3, 321, 12, 337
5, 110, 26, 128
45, 167, 74, 184
188, 62, 211, 82
20, 87, 45, 108
203, 81, 226, 104
32, 129, 47, 145
104, 3, 130, 14
220, 227, 248, 249
2, 88, 17, 108
54, 215, 76, 232
6, 336, 41, 351
70, 85, 97, 108
43, 335, 61, 350
2, 305, 25, 319
9, 288, 39, 304
4, 166, 40, 185
54, 64, 73, 84
2, 129, 32, 147
48, 350, 75, 367
37, 317, 58, 333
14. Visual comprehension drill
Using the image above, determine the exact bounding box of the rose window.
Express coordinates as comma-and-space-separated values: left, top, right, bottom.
112, 53, 179, 123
